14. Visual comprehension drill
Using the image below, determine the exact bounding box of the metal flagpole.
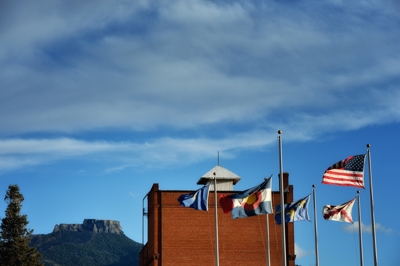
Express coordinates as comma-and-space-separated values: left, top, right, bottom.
213, 172, 220, 266
265, 175, 272, 266
366, 144, 378, 266
278, 130, 287, 266
266, 213, 270, 266
357, 191, 364, 266
312, 185, 319, 266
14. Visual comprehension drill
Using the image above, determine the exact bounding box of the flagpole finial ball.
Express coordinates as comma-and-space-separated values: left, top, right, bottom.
367, 143, 370, 148
312, 184, 315, 188
278, 130, 282, 134
357, 190, 360, 194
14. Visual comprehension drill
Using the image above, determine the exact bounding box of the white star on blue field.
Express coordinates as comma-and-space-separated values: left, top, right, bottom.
1, 1, 399, 265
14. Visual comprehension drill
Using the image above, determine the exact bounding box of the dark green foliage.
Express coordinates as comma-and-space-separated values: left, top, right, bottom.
30, 230, 142, 266
0, 184, 43, 266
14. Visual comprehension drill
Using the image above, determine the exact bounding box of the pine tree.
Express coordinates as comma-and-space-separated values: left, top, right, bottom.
0, 185, 43, 266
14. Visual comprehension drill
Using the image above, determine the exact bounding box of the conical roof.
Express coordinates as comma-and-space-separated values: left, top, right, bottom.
197, 165, 241, 185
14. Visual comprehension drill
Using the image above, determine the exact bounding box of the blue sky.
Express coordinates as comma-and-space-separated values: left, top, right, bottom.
0, 0, 399, 265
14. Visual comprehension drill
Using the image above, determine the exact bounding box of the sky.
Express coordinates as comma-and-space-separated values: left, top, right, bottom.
0, 0, 399, 265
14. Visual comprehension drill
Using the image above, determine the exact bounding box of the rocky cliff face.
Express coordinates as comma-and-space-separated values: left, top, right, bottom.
53, 219, 124, 235
30, 220, 141, 266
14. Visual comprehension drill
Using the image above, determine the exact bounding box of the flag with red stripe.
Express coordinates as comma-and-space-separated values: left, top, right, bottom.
322, 154, 366, 188
220, 177, 272, 219
323, 198, 356, 223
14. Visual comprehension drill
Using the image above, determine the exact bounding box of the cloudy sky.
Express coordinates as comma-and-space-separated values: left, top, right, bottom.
1, 0, 399, 265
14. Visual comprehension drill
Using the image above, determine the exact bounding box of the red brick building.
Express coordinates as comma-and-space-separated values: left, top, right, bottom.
140, 166, 296, 266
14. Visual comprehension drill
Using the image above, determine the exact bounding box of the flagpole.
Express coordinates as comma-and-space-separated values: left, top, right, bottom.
357, 190, 364, 266
366, 144, 378, 266
213, 172, 220, 266
265, 176, 271, 266
266, 212, 270, 266
278, 130, 287, 266
312, 185, 319, 266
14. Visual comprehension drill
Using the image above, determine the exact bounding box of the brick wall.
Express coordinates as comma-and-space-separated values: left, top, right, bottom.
140, 173, 295, 266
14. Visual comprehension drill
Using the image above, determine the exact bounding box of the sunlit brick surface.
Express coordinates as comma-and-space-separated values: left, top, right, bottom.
140, 173, 295, 266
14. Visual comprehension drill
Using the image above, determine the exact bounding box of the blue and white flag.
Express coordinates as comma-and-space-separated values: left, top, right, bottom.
177, 183, 210, 211
275, 194, 311, 225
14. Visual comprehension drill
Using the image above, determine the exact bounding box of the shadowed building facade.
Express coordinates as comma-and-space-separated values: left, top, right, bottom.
140, 166, 296, 266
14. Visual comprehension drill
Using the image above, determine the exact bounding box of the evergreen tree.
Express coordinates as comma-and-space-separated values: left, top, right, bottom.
0, 185, 43, 266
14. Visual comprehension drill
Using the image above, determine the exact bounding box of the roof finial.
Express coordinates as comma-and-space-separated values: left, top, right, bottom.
218, 151, 220, 166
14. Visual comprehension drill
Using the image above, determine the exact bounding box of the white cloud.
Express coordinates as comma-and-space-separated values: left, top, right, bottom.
129, 191, 139, 198
0, 138, 127, 171
295, 243, 312, 259
0, 0, 399, 160
0, 133, 274, 171
0, 138, 123, 155
342, 221, 393, 234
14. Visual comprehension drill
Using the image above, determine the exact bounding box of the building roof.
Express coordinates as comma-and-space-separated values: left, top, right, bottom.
196, 165, 241, 185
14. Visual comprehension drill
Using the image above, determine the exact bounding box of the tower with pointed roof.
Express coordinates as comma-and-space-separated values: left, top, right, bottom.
197, 165, 241, 191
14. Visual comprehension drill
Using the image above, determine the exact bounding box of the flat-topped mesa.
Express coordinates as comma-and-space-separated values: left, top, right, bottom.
53, 219, 124, 235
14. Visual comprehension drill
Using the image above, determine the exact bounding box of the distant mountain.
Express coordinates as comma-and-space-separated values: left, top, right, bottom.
30, 219, 142, 266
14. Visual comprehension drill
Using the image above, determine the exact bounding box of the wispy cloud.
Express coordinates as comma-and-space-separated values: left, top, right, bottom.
0, 132, 274, 171
1, 0, 400, 172
342, 221, 394, 234
128, 191, 139, 198
1, 0, 399, 135
295, 243, 313, 259
0, 138, 129, 171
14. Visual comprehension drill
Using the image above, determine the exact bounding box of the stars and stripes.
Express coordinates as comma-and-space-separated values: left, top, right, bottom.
322, 154, 366, 188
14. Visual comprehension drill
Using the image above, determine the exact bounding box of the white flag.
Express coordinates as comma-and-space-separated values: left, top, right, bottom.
322, 198, 356, 223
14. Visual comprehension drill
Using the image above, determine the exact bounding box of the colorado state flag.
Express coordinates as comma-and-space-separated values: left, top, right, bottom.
275, 194, 311, 225
220, 177, 272, 219
178, 183, 210, 211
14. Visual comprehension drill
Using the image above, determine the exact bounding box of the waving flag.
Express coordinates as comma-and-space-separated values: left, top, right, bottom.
275, 194, 310, 225
322, 154, 366, 188
323, 197, 356, 223
220, 177, 272, 219
178, 183, 210, 211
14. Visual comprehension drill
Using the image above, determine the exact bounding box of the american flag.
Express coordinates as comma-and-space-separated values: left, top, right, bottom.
322, 154, 366, 188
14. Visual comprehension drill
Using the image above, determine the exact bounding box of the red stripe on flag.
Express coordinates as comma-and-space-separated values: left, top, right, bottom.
324, 170, 363, 178
323, 176, 363, 182
322, 179, 364, 187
